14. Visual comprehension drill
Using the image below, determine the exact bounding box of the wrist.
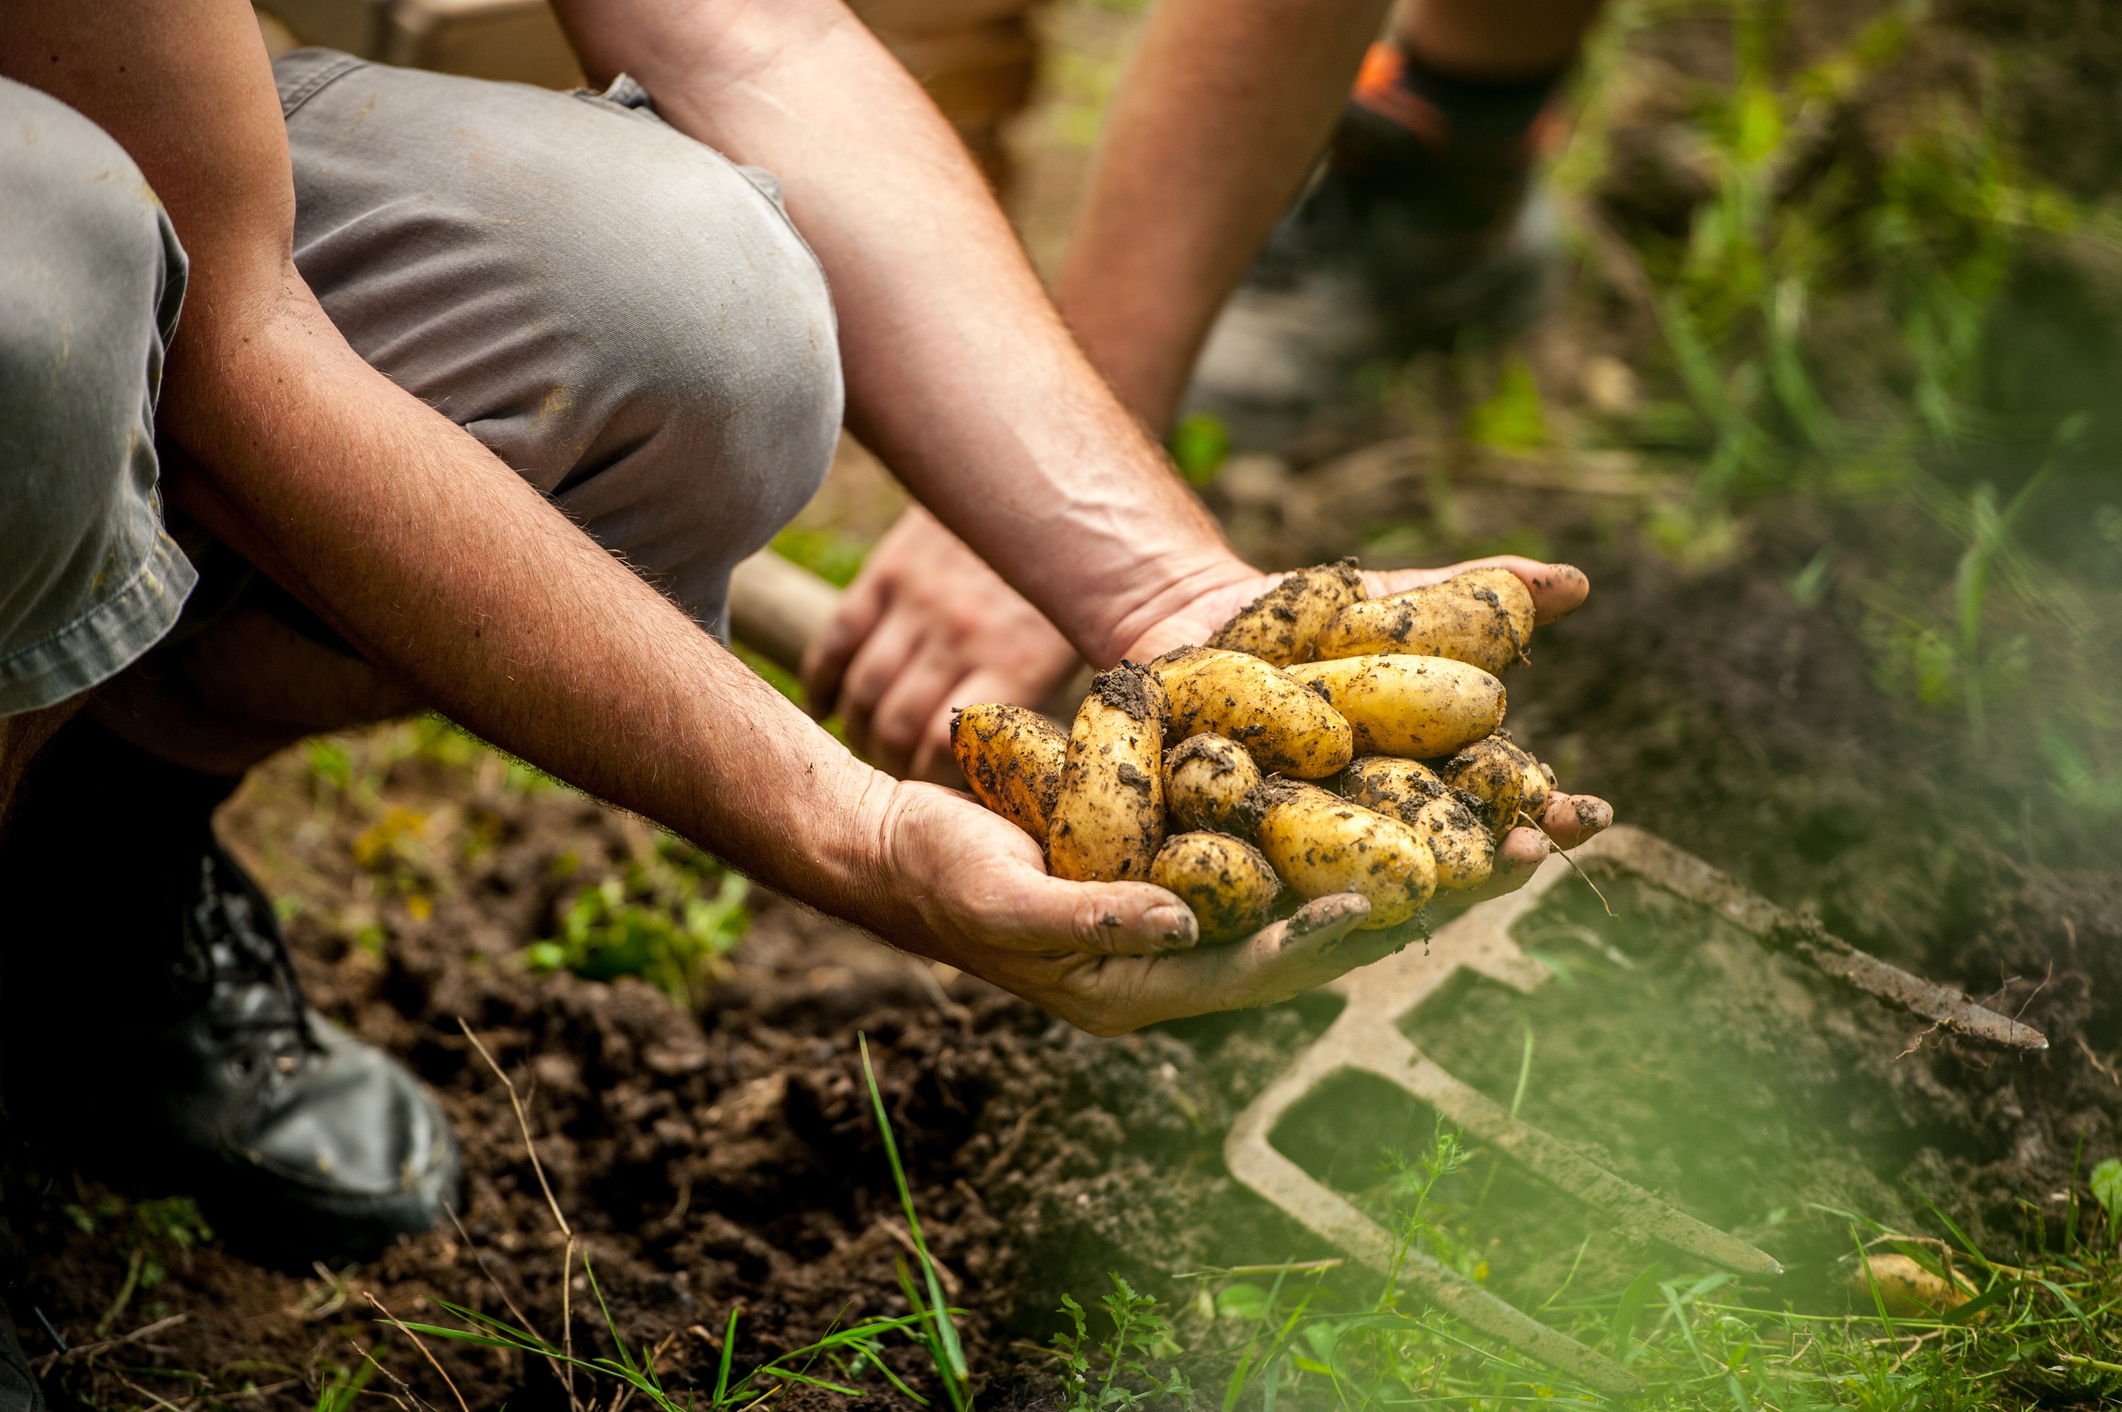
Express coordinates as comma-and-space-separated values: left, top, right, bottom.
1091, 552, 1259, 666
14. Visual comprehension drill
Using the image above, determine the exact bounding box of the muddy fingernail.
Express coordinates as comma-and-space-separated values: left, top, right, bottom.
1144, 905, 1198, 950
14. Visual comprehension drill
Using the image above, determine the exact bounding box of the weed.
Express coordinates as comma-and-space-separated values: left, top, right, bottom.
1051, 1275, 1192, 1412
524, 831, 750, 1008
62, 1195, 212, 1336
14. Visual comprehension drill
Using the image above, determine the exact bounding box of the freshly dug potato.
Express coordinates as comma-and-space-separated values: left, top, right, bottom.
951, 703, 1069, 843
1287, 654, 1505, 759
1047, 664, 1168, 882
1163, 733, 1266, 837
1151, 832, 1282, 942
1149, 647, 1353, 779
1315, 567, 1536, 675
1844, 1255, 1973, 1317
1438, 733, 1551, 838
1208, 558, 1367, 666
1342, 757, 1495, 891
1254, 781, 1436, 929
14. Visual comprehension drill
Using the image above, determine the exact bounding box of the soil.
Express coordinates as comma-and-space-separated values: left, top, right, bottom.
6, 0, 2122, 1407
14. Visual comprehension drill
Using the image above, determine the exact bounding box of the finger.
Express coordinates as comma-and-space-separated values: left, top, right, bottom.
1366, 556, 1590, 625
836, 607, 926, 766
867, 646, 968, 779
1539, 792, 1613, 849
801, 571, 888, 719
1432, 828, 1547, 908
1046, 895, 1409, 1036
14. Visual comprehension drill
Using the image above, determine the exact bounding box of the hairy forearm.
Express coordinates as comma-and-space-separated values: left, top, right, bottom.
554, 0, 1247, 667
161, 287, 893, 916
1056, 0, 1387, 430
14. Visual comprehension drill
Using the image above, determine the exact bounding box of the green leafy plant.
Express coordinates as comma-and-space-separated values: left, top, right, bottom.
1168, 413, 1232, 487
1051, 1275, 1192, 1412
64, 1195, 213, 1337
524, 831, 749, 1007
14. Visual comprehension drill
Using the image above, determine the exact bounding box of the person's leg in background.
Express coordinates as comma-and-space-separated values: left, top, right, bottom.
1187, 0, 1608, 429
0, 52, 841, 1265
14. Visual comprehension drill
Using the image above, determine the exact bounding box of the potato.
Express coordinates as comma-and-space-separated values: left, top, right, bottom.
1151, 832, 1282, 942
1342, 757, 1495, 891
1254, 781, 1436, 929
1844, 1254, 1973, 1317
1287, 654, 1505, 759
1208, 558, 1367, 666
951, 703, 1069, 843
1315, 566, 1536, 675
1047, 663, 1169, 881
1148, 646, 1352, 779
1438, 733, 1551, 839
1163, 733, 1266, 837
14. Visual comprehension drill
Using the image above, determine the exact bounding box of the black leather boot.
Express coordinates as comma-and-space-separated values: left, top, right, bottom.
0, 1304, 41, 1412
0, 722, 459, 1266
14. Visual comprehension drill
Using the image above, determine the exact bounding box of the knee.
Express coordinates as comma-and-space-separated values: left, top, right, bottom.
0, 79, 186, 491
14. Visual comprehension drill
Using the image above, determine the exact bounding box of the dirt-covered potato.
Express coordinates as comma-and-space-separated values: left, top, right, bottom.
1254, 781, 1436, 929
1151, 832, 1282, 942
1047, 664, 1169, 882
1163, 733, 1266, 837
1287, 654, 1505, 759
1438, 733, 1552, 839
1207, 558, 1367, 666
1148, 646, 1352, 779
1341, 756, 1495, 891
1315, 567, 1536, 675
950, 703, 1069, 843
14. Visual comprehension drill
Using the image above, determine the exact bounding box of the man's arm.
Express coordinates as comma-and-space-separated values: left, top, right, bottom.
555, 0, 1257, 671
5, 0, 1391, 1035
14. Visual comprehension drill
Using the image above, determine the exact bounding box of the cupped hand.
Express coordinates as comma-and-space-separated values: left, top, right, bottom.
803, 507, 1079, 783
1119, 554, 1591, 664
865, 781, 1404, 1036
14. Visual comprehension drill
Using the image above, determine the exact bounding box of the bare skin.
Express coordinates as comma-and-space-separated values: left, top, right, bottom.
810, 0, 1611, 806
5, 0, 1428, 1037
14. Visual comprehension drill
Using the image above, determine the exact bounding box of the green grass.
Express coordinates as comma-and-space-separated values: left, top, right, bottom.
1171, 1121, 2122, 1411
523, 829, 750, 1009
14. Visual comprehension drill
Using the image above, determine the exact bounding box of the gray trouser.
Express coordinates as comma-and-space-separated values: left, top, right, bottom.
0, 53, 842, 716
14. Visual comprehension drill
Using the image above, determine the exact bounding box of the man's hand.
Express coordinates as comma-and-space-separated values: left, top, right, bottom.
804, 508, 1078, 782
864, 781, 1396, 1035
1119, 555, 1591, 663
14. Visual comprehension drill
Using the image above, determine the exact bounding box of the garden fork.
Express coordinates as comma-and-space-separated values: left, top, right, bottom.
1222, 825, 2047, 1397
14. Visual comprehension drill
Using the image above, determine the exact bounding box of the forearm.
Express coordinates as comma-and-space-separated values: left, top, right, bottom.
162, 286, 892, 917
554, 0, 1245, 667
1055, 0, 1387, 429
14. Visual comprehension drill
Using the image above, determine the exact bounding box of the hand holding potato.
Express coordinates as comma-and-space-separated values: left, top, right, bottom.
953, 557, 1613, 953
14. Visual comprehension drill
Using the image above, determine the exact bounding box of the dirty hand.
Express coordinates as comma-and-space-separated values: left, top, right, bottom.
864, 780, 1401, 1035
804, 507, 1078, 784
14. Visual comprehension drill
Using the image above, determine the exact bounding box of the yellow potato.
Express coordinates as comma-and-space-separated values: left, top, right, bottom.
1208, 558, 1367, 666
1844, 1255, 1973, 1317
1287, 654, 1505, 759
1254, 781, 1436, 929
1151, 832, 1282, 942
1438, 733, 1551, 839
1148, 646, 1352, 779
951, 703, 1069, 843
1316, 566, 1536, 675
1341, 756, 1495, 891
1163, 733, 1265, 837
1048, 664, 1169, 882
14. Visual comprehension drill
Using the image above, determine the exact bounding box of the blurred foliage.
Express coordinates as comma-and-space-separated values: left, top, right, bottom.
525, 831, 750, 1009
1169, 412, 1233, 486
772, 526, 869, 589
1549, 0, 2122, 842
